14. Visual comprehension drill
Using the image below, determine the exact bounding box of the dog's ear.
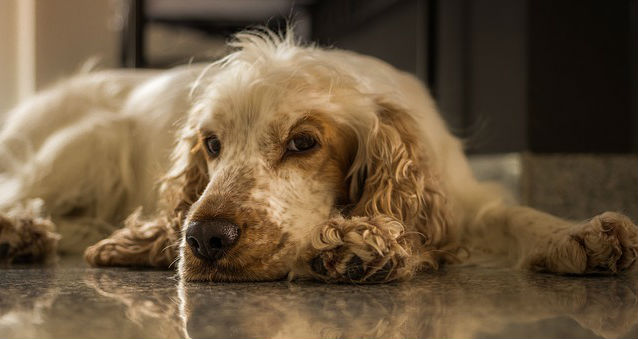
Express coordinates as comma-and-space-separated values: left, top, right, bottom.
85, 125, 208, 268
162, 126, 209, 221
348, 98, 453, 249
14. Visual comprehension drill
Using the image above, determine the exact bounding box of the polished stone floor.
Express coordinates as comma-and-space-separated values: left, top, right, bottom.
1, 258, 636, 339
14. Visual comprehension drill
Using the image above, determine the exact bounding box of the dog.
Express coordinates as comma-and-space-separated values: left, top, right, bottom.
0, 30, 636, 282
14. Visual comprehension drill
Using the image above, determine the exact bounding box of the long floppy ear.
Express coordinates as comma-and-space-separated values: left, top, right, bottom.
348, 98, 454, 253
161, 125, 209, 220
84, 124, 209, 268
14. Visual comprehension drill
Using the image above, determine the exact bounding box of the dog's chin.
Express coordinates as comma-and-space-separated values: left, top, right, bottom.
179, 250, 289, 282
181, 264, 290, 282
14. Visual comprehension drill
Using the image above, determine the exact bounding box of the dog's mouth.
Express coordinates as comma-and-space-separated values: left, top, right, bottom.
179, 215, 297, 282
180, 244, 291, 282
182, 258, 249, 282
187, 245, 230, 264
186, 244, 239, 270
183, 264, 289, 283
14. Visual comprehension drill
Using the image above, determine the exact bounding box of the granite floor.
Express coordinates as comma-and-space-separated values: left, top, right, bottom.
0, 258, 636, 339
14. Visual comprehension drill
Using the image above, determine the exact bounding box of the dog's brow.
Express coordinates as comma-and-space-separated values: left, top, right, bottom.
286, 114, 323, 138
266, 113, 317, 144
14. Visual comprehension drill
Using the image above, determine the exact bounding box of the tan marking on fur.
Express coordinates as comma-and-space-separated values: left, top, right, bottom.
283, 113, 356, 199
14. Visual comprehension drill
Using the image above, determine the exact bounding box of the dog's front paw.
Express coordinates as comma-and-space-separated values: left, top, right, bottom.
306, 216, 411, 283
0, 213, 59, 264
528, 212, 638, 274
576, 212, 638, 272
84, 212, 178, 268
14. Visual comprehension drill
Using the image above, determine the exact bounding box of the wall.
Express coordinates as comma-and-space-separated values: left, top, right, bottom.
0, 0, 18, 115
0, 0, 120, 117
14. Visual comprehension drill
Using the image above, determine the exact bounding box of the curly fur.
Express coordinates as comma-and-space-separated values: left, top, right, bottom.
84, 208, 180, 268
348, 100, 457, 274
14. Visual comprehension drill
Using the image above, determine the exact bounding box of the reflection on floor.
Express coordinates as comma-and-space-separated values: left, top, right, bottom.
0, 259, 636, 339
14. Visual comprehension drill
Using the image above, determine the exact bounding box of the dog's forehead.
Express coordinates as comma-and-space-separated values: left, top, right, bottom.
196, 84, 314, 140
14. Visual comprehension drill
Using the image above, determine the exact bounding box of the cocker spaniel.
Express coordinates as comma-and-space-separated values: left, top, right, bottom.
1, 30, 636, 282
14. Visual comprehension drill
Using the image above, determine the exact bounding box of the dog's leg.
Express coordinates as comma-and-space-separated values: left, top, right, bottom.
0, 200, 118, 263
299, 215, 431, 283
84, 209, 180, 268
468, 205, 638, 273
0, 200, 60, 264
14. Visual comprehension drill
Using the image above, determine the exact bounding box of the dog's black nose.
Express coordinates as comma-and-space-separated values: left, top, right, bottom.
185, 219, 240, 261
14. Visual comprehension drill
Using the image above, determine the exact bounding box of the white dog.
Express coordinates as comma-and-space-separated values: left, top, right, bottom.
0, 30, 636, 282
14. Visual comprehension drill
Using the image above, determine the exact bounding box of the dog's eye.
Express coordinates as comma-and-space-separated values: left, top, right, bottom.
287, 135, 317, 153
204, 135, 221, 157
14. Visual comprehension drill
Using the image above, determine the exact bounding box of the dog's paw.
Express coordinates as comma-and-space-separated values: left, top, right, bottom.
84, 237, 126, 267
306, 216, 411, 283
84, 212, 178, 268
0, 213, 59, 264
528, 212, 638, 274
575, 212, 638, 272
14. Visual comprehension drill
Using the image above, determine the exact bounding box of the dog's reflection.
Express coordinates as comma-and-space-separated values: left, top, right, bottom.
0, 271, 59, 338
81, 268, 638, 339
178, 281, 446, 339
82, 270, 184, 338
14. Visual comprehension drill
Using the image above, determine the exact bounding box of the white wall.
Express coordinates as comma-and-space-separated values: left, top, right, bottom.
0, 0, 120, 116
34, 0, 119, 89
0, 0, 18, 115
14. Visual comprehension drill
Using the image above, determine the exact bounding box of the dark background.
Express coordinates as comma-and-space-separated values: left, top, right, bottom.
121, 0, 637, 155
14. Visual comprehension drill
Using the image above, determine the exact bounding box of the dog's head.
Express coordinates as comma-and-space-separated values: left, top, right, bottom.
168, 31, 450, 281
